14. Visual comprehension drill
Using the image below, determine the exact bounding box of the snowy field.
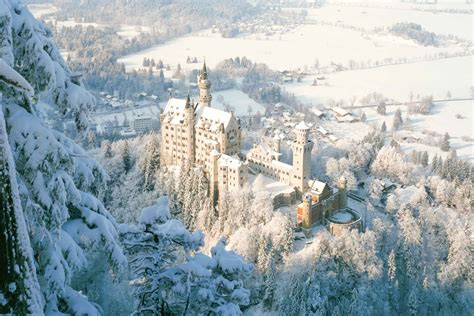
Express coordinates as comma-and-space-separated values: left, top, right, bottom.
118, 24, 465, 72
25, 3, 57, 18
289, 4, 473, 40
285, 56, 474, 105
322, 99, 474, 161
211, 89, 266, 116
27, 4, 151, 40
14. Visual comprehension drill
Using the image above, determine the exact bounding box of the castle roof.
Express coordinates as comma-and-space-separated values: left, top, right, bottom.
308, 180, 329, 195
218, 154, 243, 168
259, 143, 282, 159
163, 98, 236, 131
195, 104, 234, 132
162, 98, 187, 125
295, 121, 311, 130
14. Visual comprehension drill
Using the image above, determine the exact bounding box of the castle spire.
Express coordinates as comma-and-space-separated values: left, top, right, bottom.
198, 60, 212, 107
185, 94, 192, 108
200, 59, 208, 79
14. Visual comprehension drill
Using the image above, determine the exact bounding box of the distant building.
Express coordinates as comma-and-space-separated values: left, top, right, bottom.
132, 115, 159, 133
332, 106, 358, 123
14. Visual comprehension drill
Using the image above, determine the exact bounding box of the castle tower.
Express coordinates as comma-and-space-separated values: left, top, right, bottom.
291, 121, 314, 192
198, 61, 212, 107
337, 175, 348, 209
301, 193, 313, 229
184, 95, 195, 164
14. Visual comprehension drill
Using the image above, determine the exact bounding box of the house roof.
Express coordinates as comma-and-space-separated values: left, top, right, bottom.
218, 154, 243, 168
295, 121, 311, 130
332, 107, 350, 116
308, 180, 329, 195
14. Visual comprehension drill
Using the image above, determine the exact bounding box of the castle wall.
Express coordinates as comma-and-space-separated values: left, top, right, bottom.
246, 156, 292, 184
160, 122, 194, 167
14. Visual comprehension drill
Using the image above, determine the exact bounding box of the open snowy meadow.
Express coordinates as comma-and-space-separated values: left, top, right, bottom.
118, 23, 466, 72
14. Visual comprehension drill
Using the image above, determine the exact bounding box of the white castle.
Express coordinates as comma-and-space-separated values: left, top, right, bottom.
160, 62, 313, 205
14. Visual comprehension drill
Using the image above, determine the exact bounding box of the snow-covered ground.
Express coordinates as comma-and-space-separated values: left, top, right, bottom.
316, 98, 473, 161
285, 56, 474, 105
27, 5, 151, 40
118, 24, 465, 72
211, 89, 266, 116
289, 4, 473, 40
26, 3, 58, 18
362, 99, 473, 160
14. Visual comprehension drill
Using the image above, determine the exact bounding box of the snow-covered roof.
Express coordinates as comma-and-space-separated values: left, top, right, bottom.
195, 104, 234, 132
317, 126, 329, 135
308, 180, 329, 195
260, 143, 281, 158
218, 154, 243, 168
164, 97, 237, 132
335, 114, 357, 123
295, 121, 311, 130
332, 107, 350, 117
162, 98, 187, 125
327, 210, 356, 224
311, 108, 324, 117
272, 160, 293, 171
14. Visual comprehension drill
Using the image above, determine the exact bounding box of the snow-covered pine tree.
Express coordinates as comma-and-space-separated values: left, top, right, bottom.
122, 198, 252, 315
121, 196, 204, 314
392, 108, 403, 131
0, 1, 126, 313
440, 132, 450, 152
0, 100, 42, 314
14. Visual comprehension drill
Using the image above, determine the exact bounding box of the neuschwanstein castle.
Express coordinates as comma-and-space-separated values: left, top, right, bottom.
160, 62, 362, 232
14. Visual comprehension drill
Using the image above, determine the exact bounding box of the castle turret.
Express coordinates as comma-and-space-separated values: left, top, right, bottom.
301, 193, 313, 229
184, 95, 195, 164
291, 121, 314, 192
198, 61, 212, 107
337, 175, 348, 209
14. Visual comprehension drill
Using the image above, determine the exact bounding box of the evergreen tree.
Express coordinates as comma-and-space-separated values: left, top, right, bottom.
377, 101, 387, 115
0, 3, 126, 313
122, 199, 251, 315
392, 108, 403, 131
431, 154, 438, 172
381, 121, 387, 133
0, 107, 43, 315
440, 133, 450, 152
421, 151, 429, 167
121, 140, 132, 173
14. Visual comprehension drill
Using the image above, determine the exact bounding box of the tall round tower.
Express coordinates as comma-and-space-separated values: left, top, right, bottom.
291, 121, 313, 192
337, 175, 348, 209
198, 61, 212, 107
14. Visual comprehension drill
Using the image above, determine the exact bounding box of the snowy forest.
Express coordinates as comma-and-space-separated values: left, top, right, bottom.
1, 0, 473, 315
